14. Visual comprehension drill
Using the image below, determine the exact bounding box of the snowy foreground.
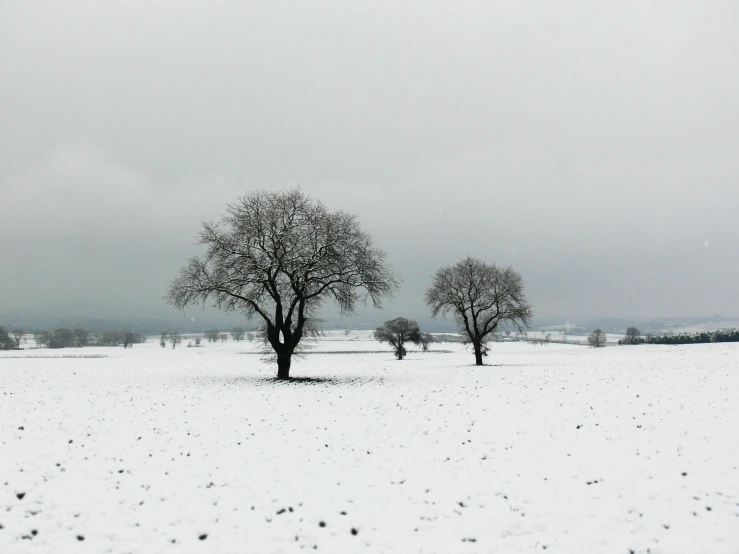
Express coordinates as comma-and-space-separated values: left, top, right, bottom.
2, 337, 738, 553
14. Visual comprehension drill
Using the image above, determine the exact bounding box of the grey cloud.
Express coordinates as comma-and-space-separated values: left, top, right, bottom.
1, 0, 738, 324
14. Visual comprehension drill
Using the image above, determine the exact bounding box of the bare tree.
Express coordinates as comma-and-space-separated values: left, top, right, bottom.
0, 327, 12, 350
51, 328, 74, 349
374, 317, 422, 360
167, 331, 182, 349
219, 333, 228, 343
160, 331, 168, 348
426, 257, 532, 365
167, 188, 397, 379
419, 332, 433, 352
588, 329, 607, 347
231, 327, 245, 341
9, 329, 24, 350
205, 329, 220, 343
34, 330, 51, 348
622, 326, 641, 345
122, 331, 139, 349
72, 329, 89, 347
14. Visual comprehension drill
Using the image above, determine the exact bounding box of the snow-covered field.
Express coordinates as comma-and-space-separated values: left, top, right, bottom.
2, 337, 738, 553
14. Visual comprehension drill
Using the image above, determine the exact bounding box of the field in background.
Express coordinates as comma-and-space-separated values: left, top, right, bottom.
2, 336, 738, 552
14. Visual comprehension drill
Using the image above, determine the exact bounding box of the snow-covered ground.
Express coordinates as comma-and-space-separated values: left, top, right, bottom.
1, 338, 738, 553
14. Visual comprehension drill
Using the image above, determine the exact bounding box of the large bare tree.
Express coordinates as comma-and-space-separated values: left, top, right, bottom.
426, 257, 532, 365
167, 189, 398, 379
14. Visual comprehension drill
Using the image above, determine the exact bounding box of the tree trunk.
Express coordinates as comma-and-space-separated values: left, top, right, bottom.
473, 341, 484, 366
277, 352, 292, 379
397, 344, 404, 360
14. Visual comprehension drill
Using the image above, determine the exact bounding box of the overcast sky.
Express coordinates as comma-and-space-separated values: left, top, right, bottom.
1, 0, 738, 326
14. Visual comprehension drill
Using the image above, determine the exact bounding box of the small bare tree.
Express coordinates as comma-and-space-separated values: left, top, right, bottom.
426, 257, 532, 365
167, 188, 397, 379
34, 330, 50, 348
622, 326, 641, 345
588, 329, 607, 347
73, 329, 89, 347
419, 332, 433, 352
374, 317, 422, 360
231, 327, 245, 341
122, 331, 139, 349
167, 331, 182, 349
160, 332, 167, 348
0, 327, 12, 350
219, 333, 228, 343
205, 329, 220, 343
9, 329, 24, 350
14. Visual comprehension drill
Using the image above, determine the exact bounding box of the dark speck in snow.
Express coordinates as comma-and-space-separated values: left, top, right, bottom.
77, 535, 85, 541
351, 528, 358, 535
16, 492, 25, 500
319, 521, 326, 528
199, 533, 208, 540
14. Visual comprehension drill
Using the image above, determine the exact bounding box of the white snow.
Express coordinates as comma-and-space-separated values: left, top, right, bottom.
1, 338, 738, 553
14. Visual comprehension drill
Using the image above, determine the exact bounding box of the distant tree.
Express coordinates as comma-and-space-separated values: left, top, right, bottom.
122, 331, 139, 349
588, 329, 607, 347
50, 328, 74, 349
622, 326, 641, 345
100, 330, 123, 347
166, 188, 397, 379
374, 317, 423, 360
167, 332, 182, 349
205, 329, 220, 343
231, 327, 245, 342
419, 332, 433, 352
219, 333, 228, 343
195, 336, 201, 347
9, 329, 24, 350
160, 332, 168, 348
35, 330, 52, 348
72, 329, 89, 348
426, 257, 532, 365
0, 326, 12, 350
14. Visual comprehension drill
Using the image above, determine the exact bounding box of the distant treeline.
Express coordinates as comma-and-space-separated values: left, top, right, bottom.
621, 328, 739, 345
35, 329, 144, 349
